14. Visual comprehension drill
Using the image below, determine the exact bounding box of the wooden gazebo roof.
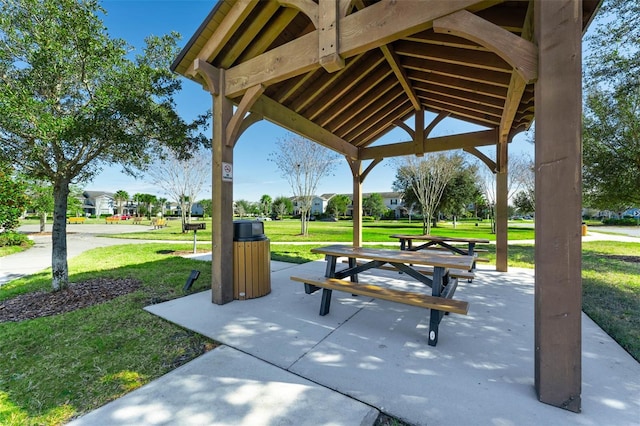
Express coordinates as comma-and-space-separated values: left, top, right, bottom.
172, 0, 599, 160
172, 0, 602, 413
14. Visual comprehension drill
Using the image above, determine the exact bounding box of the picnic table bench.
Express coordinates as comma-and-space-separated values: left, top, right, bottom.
290, 244, 474, 346
390, 234, 490, 272
67, 217, 86, 224
105, 216, 120, 224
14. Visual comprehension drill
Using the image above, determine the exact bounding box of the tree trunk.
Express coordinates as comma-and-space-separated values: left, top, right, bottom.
39, 212, 46, 233
52, 178, 70, 291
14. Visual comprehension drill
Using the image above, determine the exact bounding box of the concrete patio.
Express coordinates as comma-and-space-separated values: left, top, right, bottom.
72, 258, 640, 425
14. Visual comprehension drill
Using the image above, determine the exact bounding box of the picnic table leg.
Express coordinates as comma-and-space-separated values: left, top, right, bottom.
428, 267, 445, 346
318, 255, 338, 315
319, 289, 333, 316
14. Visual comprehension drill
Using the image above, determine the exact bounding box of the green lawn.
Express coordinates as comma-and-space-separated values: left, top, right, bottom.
104, 218, 536, 242
0, 243, 215, 426
1, 222, 637, 425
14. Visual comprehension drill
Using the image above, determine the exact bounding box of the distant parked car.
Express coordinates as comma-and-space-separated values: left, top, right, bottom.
256, 216, 271, 221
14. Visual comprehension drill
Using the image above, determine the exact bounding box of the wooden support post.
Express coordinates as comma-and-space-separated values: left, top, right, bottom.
496, 141, 508, 272
349, 159, 363, 247
495, 169, 508, 272
534, 0, 582, 412
212, 68, 235, 305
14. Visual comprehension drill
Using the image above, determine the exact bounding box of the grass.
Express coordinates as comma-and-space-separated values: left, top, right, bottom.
0, 243, 216, 425
1, 221, 638, 424
104, 218, 536, 242
0, 239, 33, 257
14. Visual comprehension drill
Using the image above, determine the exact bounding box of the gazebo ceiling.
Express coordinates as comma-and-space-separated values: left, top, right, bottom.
172, 0, 600, 159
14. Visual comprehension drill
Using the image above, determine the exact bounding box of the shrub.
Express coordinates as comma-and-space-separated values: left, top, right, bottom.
602, 218, 637, 226
0, 231, 30, 247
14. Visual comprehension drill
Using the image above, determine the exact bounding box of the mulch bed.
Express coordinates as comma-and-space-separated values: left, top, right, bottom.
601, 254, 640, 263
0, 277, 141, 323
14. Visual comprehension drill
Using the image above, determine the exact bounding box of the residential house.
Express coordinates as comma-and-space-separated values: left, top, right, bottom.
82, 191, 115, 217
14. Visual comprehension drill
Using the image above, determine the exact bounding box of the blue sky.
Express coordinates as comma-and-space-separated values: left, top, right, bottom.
87, 0, 534, 203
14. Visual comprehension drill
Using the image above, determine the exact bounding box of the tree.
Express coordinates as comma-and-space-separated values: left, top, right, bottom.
139, 193, 157, 220
513, 190, 534, 215
147, 147, 211, 230
363, 193, 387, 219
113, 190, 129, 216
272, 196, 293, 219
270, 133, 338, 236
438, 164, 481, 221
326, 194, 350, 218
235, 199, 251, 218
25, 180, 54, 232
476, 154, 530, 233
0, 0, 209, 290
581, 0, 640, 210
393, 153, 461, 234
0, 164, 28, 232
198, 199, 212, 218
157, 197, 168, 216
583, 87, 640, 210
259, 194, 272, 216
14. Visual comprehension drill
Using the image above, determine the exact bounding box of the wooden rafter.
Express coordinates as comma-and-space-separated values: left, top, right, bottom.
381, 45, 421, 110
433, 10, 537, 83
249, 95, 358, 159
225, 0, 490, 97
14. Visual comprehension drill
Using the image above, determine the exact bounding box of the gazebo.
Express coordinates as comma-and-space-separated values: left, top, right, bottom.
171, 0, 601, 412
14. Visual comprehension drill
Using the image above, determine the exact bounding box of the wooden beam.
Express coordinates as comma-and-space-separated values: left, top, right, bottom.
361, 158, 383, 182
211, 68, 234, 305
197, 0, 258, 63
408, 70, 508, 99
188, 59, 220, 95
433, 10, 538, 83
236, 7, 299, 63
463, 147, 496, 171
347, 159, 363, 247
360, 129, 498, 160
219, 1, 281, 68
318, 0, 345, 72
495, 162, 508, 272
249, 95, 358, 159
279, 0, 319, 28
305, 59, 397, 123
226, 84, 264, 147
414, 110, 425, 156
381, 45, 421, 110
394, 40, 513, 73
225, 0, 489, 97
534, 0, 582, 413
402, 56, 511, 88
499, 74, 528, 145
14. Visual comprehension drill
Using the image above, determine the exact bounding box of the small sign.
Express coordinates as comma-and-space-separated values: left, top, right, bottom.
222, 162, 233, 182
634, 211, 640, 217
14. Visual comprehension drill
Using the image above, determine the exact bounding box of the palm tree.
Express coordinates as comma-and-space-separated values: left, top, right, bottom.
259, 194, 272, 216
157, 197, 167, 216
139, 194, 157, 219
114, 190, 129, 215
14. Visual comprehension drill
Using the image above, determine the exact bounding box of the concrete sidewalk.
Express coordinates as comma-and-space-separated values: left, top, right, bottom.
70, 261, 639, 426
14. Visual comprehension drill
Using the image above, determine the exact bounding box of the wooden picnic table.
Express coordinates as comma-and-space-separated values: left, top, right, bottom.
290, 244, 475, 346
390, 234, 490, 271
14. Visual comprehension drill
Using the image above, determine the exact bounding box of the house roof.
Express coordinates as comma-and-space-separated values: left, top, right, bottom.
171, 0, 601, 161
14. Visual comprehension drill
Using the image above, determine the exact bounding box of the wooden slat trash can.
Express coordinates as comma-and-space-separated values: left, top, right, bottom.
233, 221, 271, 300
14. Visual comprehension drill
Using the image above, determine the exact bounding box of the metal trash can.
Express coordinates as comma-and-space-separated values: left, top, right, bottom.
233, 220, 271, 300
